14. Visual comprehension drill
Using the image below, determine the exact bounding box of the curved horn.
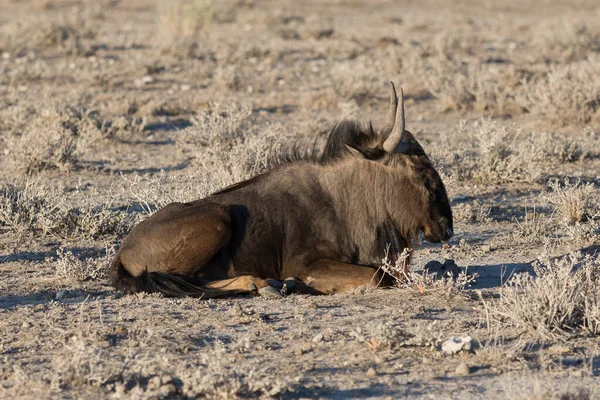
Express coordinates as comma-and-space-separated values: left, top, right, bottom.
383, 82, 398, 133
382, 86, 405, 153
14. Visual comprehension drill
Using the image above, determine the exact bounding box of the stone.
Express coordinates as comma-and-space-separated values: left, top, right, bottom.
441, 336, 474, 355
455, 362, 470, 376
258, 286, 283, 298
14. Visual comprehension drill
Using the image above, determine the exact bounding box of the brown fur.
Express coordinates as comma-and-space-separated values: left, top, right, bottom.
110, 83, 453, 297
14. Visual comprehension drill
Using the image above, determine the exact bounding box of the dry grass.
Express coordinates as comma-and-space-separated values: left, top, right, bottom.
544, 179, 599, 224
521, 59, 600, 126
0, 182, 134, 240
2, 0, 600, 398
482, 253, 600, 341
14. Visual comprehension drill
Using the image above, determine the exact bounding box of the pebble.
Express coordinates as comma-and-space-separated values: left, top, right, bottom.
441, 336, 473, 355
455, 362, 471, 376
312, 333, 323, 343
114, 382, 126, 394
366, 367, 377, 377
570, 370, 584, 378
258, 286, 283, 298
21, 321, 31, 329
147, 375, 162, 390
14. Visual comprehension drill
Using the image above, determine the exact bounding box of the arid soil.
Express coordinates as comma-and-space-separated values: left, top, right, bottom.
1, 0, 599, 398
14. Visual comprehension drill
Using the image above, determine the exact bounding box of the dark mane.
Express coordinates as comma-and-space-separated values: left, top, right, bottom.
268, 120, 378, 167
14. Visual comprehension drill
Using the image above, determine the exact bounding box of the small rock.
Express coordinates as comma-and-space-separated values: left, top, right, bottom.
148, 375, 161, 390
159, 383, 177, 395
258, 286, 283, 298
441, 336, 474, 355
366, 367, 377, 377
22, 321, 31, 329
160, 374, 173, 385
312, 333, 323, 343
455, 362, 470, 376
55, 290, 69, 300
114, 382, 126, 394
570, 370, 584, 378
180, 84, 191, 91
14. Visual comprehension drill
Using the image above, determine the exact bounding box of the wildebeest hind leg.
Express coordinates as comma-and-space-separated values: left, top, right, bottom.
296, 259, 392, 295
110, 201, 234, 296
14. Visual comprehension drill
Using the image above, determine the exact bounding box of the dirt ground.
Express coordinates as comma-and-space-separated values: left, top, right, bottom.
1, 0, 600, 398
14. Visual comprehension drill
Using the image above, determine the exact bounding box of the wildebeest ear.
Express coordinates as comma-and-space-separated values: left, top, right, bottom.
401, 130, 426, 156
344, 143, 385, 160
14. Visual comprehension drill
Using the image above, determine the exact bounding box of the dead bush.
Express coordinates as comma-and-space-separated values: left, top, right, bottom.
378, 250, 477, 295
512, 208, 552, 242
4, 106, 103, 174
52, 246, 115, 282
120, 170, 220, 216
349, 320, 408, 349
0, 9, 98, 56
544, 179, 599, 224
176, 103, 291, 189
520, 59, 600, 126
0, 183, 134, 240
531, 19, 600, 63
466, 118, 542, 184
482, 253, 600, 341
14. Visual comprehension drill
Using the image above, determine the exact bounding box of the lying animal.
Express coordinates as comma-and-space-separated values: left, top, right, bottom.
110, 82, 453, 298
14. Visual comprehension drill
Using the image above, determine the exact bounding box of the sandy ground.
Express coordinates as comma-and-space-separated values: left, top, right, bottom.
1, 0, 599, 398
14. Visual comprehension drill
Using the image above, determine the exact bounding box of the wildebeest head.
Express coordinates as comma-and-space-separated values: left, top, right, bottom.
324, 83, 453, 244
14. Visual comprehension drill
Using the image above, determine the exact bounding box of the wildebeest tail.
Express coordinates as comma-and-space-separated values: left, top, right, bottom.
109, 257, 241, 298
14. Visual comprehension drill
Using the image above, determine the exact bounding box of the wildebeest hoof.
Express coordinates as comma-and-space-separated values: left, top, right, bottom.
281, 277, 297, 295
258, 286, 283, 298
265, 279, 284, 290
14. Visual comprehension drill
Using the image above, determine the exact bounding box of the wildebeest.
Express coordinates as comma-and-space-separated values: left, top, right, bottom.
110, 82, 453, 298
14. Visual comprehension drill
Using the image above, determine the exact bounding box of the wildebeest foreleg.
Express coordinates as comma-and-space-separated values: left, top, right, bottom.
296, 260, 392, 294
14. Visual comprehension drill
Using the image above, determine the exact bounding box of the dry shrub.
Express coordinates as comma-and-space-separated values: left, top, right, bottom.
52, 246, 114, 282
4, 106, 100, 174
465, 118, 542, 184
524, 132, 589, 164
176, 346, 289, 398
422, 62, 519, 114
542, 179, 600, 244
452, 200, 492, 224
157, 0, 235, 37
512, 208, 552, 241
544, 179, 599, 224
330, 62, 379, 106
531, 19, 600, 63
0, 183, 134, 240
3, 103, 145, 174
349, 320, 408, 349
0, 9, 98, 57
520, 59, 600, 126
177, 102, 291, 188
120, 170, 220, 216
180, 101, 252, 147
379, 250, 477, 294
483, 253, 600, 341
